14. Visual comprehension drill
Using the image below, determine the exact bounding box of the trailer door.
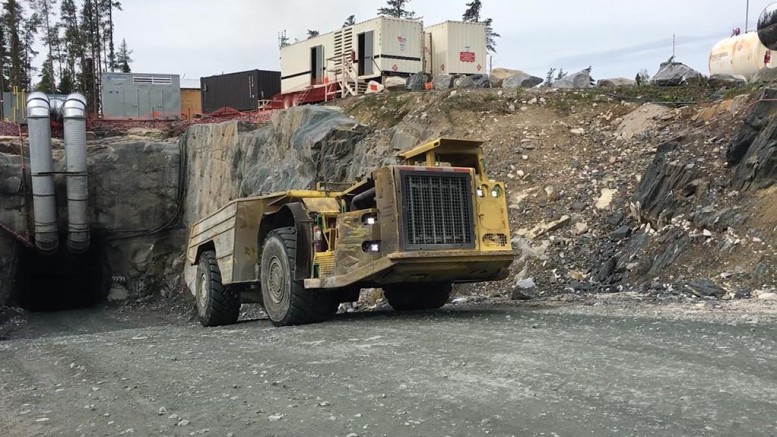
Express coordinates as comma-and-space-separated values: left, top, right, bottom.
311, 45, 324, 85
358, 31, 374, 76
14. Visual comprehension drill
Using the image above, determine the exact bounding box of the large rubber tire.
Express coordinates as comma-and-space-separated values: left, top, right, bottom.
384, 283, 452, 312
196, 250, 240, 327
260, 227, 333, 326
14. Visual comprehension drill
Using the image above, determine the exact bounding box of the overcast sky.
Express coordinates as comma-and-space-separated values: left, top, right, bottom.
109, 0, 772, 86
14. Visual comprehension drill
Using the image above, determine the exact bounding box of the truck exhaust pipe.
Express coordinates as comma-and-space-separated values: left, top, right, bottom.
63, 93, 90, 254
26, 92, 59, 254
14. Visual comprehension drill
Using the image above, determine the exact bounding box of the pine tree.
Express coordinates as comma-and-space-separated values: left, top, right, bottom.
4, 0, 25, 91
59, 0, 81, 76
462, 1, 499, 54
483, 18, 499, 53
22, 12, 41, 90
462, 0, 481, 22
35, 54, 55, 92
306, 30, 319, 39
80, 0, 102, 112
343, 15, 355, 27
377, 0, 415, 19
278, 30, 289, 49
0, 18, 7, 94
115, 38, 132, 73
31, 0, 59, 92
100, 1, 121, 72
58, 66, 74, 93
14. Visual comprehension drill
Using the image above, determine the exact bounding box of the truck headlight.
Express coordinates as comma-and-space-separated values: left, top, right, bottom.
362, 241, 381, 252
477, 185, 486, 197
362, 213, 378, 225
490, 186, 502, 198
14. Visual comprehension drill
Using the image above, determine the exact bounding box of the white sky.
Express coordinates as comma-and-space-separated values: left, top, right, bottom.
103, 0, 772, 86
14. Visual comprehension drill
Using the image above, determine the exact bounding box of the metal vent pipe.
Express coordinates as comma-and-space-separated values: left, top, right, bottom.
63, 93, 90, 254
26, 92, 59, 254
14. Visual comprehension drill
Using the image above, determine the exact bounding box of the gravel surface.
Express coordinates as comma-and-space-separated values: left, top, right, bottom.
1, 299, 776, 437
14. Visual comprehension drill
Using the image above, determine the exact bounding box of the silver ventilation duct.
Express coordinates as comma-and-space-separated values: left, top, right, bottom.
26, 92, 59, 254
63, 93, 90, 254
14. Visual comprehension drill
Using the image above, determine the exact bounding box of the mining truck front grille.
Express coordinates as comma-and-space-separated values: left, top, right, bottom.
401, 170, 475, 250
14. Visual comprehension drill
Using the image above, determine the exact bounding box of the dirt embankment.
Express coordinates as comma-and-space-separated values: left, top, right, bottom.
337, 86, 775, 303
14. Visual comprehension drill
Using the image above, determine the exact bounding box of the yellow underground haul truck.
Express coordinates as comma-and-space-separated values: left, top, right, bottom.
186, 138, 516, 327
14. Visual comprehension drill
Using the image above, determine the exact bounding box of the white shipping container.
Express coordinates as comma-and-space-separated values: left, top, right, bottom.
280, 16, 423, 94
424, 21, 487, 76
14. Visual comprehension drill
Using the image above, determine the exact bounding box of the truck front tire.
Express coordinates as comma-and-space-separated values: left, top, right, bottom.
260, 227, 333, 326
384, 283, 452, 311
196, 250, 241, 327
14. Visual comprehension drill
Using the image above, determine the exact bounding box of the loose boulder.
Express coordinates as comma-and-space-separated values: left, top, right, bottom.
750, 67, 777, 83
650, 62, 704, 86
471, 74, 491, 88
708, 74, 746, 88
502, 73, 544, 89
453, 75, 475, 89
384, 76, 407, 91
597, 78, 636, 88
405, 72, 430, 91
552, 69, 593, 89
433, 74, 455, 90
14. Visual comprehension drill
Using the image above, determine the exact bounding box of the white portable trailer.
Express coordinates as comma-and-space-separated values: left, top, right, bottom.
423, 21, 488, 76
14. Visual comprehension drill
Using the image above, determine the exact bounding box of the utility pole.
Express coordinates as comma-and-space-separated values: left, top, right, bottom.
672, 33, 676, 59
746, 0, 750, 33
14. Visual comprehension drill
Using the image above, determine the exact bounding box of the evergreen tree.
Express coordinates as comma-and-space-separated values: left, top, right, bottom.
59, 0, 82, 77
115, 37, 132, 73
343, 15, 355, 27
462, 1, 499, 53
80, 0, 102, 111
35, 54, 55, 92
30, 0, 59, 92
278, 30, 289, 49
462, 0, 481, 22
58, 65, 74, 93
483, 18, 499, 53
377, 0, 415, 19
22, 12, 41, 90
306, 30, 319, 39
0, 18, 7, 94
100, 1, 121, 71
4, 0, 25, 91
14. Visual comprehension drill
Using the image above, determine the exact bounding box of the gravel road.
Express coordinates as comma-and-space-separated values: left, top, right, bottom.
1, 301, 776, 437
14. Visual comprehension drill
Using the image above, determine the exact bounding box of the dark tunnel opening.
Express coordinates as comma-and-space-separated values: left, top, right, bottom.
14, 236, 110, 312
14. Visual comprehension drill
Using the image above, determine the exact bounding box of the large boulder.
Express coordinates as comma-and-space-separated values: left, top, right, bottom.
433, 74, 455, 90
751, 67, 777, 83
552, 69, 593, 89
490, 68, 525, 81
384, 76, 407, 91
708, 74, 746, 88
598, 78, 636, 88
453, 75, 475, 89
471, 74, 491, 88
650, 62, 704, 86
405, 72, 430, 91
502, 73, 544, 89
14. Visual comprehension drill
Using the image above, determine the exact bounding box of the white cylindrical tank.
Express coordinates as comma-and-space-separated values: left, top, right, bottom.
709, 32, 775, 78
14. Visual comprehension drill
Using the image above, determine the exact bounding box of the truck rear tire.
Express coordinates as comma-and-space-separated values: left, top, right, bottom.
196, 250, 241, 327
260, 227, 333, 326
384, 283, 452, 311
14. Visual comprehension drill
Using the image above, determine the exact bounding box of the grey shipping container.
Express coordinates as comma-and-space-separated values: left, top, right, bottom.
101, 72, 181, 120
200, 70, 281, 113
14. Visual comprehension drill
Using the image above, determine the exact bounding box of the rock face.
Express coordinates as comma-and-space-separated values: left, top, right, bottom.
597, 78, 636, 87
650, 62, 704, 86
501, 73, 543, 89
727, 90, 777, 191
433, 74, 455, 90
182, 107, 372, 225
552, 69, 593, 89
0, 148, 28, 305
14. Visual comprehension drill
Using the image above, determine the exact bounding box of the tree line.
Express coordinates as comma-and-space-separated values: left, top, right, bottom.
0, 0, 133, 111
